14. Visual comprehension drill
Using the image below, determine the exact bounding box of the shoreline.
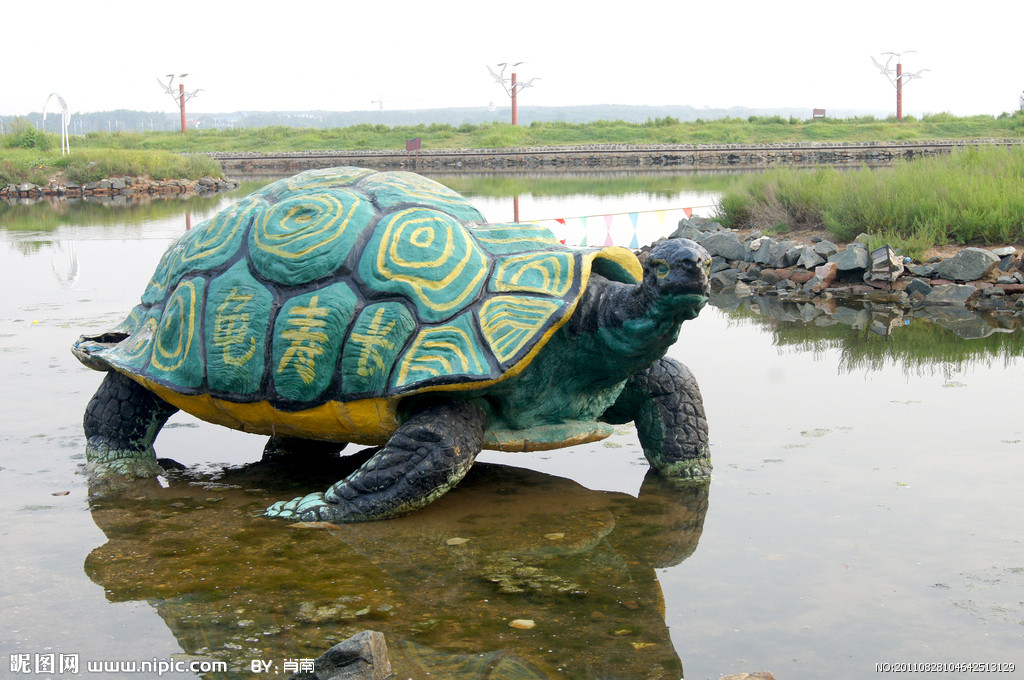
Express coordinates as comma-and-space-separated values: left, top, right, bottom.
0, 175, 239, 202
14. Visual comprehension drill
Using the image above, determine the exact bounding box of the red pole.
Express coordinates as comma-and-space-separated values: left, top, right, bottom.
895, 62, 903, 122
511, 71, 518, 126
179, 83, 187, 133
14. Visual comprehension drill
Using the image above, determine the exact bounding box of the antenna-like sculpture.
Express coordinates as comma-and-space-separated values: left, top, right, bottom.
487, 62, 539, 126
43, 93, 71, 155
158, 74, 202, 133
873, 51, 928, 122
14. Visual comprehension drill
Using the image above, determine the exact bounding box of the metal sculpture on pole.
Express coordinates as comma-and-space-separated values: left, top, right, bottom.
487, 62, 539, 126
158, 74, 202, 133
872, 51, 928, 122
43, 93, 71, 155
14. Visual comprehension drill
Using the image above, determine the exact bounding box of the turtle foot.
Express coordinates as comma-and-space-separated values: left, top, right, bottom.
85, 439, 165, 478
656, 455, 712, 481
264, 493, 344, 521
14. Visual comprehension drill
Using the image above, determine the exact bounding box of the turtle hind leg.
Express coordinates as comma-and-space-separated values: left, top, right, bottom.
264, 400, 487, 522
84, 371, 179, 478
602, 356, 711, 479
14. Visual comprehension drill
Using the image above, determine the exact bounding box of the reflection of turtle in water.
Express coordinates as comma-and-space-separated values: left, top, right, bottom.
73, 167, 711, 522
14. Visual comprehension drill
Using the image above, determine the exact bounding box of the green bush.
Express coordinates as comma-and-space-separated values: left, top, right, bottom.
3, 118, 54, 150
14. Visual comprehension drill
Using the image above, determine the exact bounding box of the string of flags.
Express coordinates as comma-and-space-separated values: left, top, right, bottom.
528, 206, 712, 249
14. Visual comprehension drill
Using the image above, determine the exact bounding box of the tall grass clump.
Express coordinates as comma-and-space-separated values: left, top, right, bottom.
56, 149, 224, 183
717, 145, 1024, 258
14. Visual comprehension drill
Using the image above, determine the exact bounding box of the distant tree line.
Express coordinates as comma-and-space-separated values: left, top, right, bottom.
2, 104, 888, 136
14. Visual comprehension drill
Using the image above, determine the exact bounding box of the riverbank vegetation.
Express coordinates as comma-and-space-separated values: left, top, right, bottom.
5, 111, 1024, 158
716, 145, 1024, 258
0, 119, 223, 185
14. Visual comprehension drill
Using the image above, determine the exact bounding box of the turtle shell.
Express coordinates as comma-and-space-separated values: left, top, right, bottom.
77, 167, 642, 445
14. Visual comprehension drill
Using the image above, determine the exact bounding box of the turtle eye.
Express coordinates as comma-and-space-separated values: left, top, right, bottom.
652, 260, 670, 279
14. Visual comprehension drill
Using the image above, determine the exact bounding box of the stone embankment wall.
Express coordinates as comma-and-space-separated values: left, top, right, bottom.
207, 140, 1023, 174
1, 176, 239, 201
663, 216, 1024, 315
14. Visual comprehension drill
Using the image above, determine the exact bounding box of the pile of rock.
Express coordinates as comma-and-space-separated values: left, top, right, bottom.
664, 216, 1023, 312
1, 176, 239, 202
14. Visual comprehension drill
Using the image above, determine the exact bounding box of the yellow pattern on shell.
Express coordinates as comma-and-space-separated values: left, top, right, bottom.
493, 251, 575, 297
150, 280, 199, 373
252, 191, 362, 260
479, 296, 564, 365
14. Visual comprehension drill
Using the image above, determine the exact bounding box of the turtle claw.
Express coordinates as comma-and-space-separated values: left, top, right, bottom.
264, 492, 341, 521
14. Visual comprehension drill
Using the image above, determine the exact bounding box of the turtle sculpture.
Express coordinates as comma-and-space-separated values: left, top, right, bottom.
73, 166, 712, 522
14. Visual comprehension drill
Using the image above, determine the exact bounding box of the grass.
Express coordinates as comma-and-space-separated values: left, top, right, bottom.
6, 110, 1024, 158
0, 147, 224, 185
715, 145, 1024, 258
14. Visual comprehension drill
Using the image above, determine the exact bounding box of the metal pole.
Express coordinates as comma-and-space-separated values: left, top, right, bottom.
896, 62, 903, 122
511, 71, 518, 126
179, 83, 187, 133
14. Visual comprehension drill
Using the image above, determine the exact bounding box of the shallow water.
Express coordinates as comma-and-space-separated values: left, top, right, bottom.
1, 176, 1021, 679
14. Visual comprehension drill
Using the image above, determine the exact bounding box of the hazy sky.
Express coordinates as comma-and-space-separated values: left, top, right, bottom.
4, 0, 1021, 118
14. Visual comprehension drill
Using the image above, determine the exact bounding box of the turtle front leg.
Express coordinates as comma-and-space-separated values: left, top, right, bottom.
602, 356, 711, 479
265, 400, 487, 522
84, 371, 179, 478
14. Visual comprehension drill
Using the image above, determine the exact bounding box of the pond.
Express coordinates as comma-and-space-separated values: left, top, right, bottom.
1, 172, 1021, 680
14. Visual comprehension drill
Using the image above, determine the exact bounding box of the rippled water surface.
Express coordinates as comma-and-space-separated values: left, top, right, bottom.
1, 173, 1021, 679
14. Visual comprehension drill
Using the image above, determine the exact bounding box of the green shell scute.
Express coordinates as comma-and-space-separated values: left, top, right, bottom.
141, 196, 258, 305
357, 171, 485, 224
491, 251, 576, 297
148, 277, 206, 389
257, 167, 375, 203
358, 207, 490, 323
480, 295, 566, 366
471, 222, 562, 255
393, 312, 491, 390
102, 308, 160, 374
205, 260, 274, 395
248, 188, 375, 285
271, 282, 358, 402
341, 303, 416, 398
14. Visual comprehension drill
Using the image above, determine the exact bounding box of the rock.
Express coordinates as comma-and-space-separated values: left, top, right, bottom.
814, 262, 838, 286
790, 270, 815, 284
673, 223, 706, 242
909, 264, 935, 277
933, 247, 999, 281
700, 231, 747, 260
709, 256, 731, 274
711, 269, 740, 288
925, 283, 978, 306
991, 246, 1016, 257
813, 240, 838, 258
905, 278, 932, 296
720, 673, 777, 680
766, 239, 795, 268
289, 631, 392, 680
828, 247, 870, 272
797, 247, 825, 269
760, 270, 781, 285
751, 239, 776, 265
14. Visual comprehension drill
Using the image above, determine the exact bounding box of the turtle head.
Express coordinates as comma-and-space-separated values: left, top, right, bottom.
642, 238, 711, 319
